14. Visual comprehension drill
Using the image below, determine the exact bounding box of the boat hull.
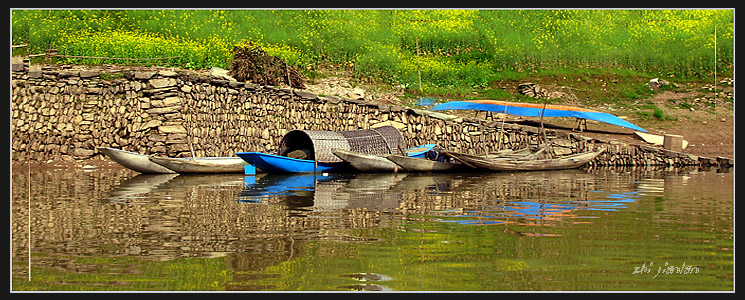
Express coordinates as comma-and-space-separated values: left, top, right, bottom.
149, 156, 248, 174
331, 148, 399, 172
236, 152, 350, 173
443, 150, 604, 171
98, 147, 175, 174
385, 155, 465, 172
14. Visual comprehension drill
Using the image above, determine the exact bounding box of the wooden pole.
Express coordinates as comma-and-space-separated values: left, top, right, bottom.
538, 97, 548, 146
416, 38, 422, 92
286, 62, 294, 100
714, 25, 717, 113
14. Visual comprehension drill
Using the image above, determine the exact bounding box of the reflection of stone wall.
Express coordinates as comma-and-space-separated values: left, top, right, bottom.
11, 65, 723, 167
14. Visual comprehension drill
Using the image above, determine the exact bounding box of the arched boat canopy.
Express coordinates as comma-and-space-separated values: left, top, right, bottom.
277, 126, 407, 163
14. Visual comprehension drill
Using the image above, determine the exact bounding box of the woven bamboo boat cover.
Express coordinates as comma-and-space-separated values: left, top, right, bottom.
278, 126, 407, 163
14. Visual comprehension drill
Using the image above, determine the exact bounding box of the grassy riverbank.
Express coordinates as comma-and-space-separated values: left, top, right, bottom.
12, 10, 733, 93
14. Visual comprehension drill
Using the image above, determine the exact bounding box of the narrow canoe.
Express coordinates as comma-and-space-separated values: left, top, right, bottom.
97, 147, 176, 174
331, 144, 440, 172
383, 147, 544, 172
331, 148, 400, 172
235, 151, 351, 173
148, 155, 248, 174
385, 155, 465, 172
442, 149, 604, 171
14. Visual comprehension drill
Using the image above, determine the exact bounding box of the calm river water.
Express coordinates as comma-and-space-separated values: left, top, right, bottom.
11, 163, 734, 292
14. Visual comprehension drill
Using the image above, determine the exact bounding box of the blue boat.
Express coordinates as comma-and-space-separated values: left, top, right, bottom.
235, 151, 351, 173
430, 100, 647, 132
236, 144, 437, 174
405, 144, 437, 158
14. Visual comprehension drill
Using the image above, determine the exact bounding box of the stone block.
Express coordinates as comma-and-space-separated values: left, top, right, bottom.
79, 70, 101, 78
135, 71, 157, 80
158, 124, 187, 134
663, 134, 683, 151
149, 78, 177, 89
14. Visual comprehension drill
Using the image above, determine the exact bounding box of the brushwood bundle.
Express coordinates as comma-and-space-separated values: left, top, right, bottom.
229, 44, 305, 89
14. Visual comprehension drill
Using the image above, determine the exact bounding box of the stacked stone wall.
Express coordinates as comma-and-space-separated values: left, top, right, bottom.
10, 65, 729, 168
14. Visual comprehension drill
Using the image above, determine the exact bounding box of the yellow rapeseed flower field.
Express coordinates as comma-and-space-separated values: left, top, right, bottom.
12, 9, 733, 89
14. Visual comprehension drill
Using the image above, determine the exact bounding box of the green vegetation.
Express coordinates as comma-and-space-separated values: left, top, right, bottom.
13, 255, 232, 291
12, 9, 734, 104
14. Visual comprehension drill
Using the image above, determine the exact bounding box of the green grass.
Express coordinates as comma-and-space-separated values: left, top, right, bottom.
11, 9, 734, 107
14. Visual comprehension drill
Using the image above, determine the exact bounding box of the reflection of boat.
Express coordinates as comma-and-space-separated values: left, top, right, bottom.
235, 152, 351, 173
313, 173, 404, 211
104, 173, 179, 201
331, 145, 437, 172
105, 173, 248, 202
157, 173, 248, 190
385, 155, 465, 172
149, 155, 248, 174
238, 172, 407, 211
98, 147, 176, 174
443, 149, 604, 171
238, 173, 336, 203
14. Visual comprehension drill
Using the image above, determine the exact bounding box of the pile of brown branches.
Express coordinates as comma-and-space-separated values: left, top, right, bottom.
229, 44, 305, 89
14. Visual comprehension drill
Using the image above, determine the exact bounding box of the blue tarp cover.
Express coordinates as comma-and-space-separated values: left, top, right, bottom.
430, 100, 647, 132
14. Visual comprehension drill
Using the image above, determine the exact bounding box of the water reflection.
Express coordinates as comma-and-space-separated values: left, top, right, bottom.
10, 163, 734, 291
104, 174, 179, 203
238, 173, 408, 212
229, 168, 716, 228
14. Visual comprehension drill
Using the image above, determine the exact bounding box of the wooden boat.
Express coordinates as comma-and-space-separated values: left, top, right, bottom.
385, 154, 465, 172
485, 146, 549, 161
332, 148, 399, 172
384, 146, 545, 172
442, 149, 604, 171
235, 151, 351, 173
330, 144, 438, 172
98, 147, 176, 174
148, 155, 248, 174
431, 100, 647, 132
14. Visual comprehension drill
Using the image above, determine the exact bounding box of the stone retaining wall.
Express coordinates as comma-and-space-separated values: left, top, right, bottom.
10, 64, 730, 168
